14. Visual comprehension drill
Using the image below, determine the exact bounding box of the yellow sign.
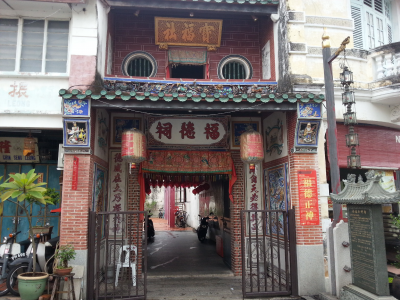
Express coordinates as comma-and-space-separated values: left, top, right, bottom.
155, 17, 223, 49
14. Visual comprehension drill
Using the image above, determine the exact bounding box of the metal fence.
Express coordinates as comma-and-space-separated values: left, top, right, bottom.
87, 211, 147, 300
241, 209, 298, 298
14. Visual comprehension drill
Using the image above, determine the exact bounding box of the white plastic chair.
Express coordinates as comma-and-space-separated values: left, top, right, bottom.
115, 245, 137, 287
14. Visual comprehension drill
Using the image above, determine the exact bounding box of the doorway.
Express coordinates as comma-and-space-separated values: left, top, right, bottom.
145, 179, 232, 276
170, 64, 204, 79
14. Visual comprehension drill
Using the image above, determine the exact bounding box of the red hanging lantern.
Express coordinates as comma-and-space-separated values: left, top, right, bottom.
240, 128, 264, 170
121, 128, 147, 169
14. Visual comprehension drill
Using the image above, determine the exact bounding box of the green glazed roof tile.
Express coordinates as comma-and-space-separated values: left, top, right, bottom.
59, 80, 325, 105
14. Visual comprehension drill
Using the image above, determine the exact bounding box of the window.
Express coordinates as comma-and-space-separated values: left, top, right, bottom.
0, 18, 69, 73
217, 55, 253, 80
351, 0, 392, 50
121, 51, 157, 77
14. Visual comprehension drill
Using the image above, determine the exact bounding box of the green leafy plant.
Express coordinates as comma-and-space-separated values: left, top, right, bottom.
0, 170, 54, 276
55, 244, 76, 269
390, 214, 400, 268
144, 200, 157, 213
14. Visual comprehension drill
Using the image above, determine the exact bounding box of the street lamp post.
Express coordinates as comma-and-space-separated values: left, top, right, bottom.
322, 30, 350, 296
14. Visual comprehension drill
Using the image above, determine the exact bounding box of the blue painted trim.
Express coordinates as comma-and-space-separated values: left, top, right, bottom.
104, 77, 278, 85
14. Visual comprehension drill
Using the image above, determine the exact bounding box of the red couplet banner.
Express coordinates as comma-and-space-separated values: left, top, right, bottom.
297, 169, 320, 225
72, 156, 79, 190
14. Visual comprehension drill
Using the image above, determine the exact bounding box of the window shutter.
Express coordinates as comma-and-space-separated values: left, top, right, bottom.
388, 24, 392, 44
351, 6, 364, 49
0, 19, 18, 71
364, 0, 372, 7
374, 0, 383, 13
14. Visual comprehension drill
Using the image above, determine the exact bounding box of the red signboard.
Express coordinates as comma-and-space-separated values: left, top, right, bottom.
298, 169, 319, 225
72, 156, 79, 190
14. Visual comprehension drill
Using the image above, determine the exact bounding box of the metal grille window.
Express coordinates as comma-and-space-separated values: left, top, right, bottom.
127, 58, 153, 77
0, 18, 69, 73
222, 62, 245, 79
122, 51, 157, 77
217, 55, 253, 80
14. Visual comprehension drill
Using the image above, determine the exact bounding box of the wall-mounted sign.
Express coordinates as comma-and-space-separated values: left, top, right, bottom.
63, 99, 90, 117
72, 156, 79, 190
0, 137, 39, 163
63, 118, 90, 148
298, 169, 319, 225
293, 119, 321, 153
147, 116, 229, 149
155, 17, 223, 50
297, 103, 322, 119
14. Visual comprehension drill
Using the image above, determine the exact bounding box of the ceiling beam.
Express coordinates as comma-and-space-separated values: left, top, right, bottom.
107, 0, 278, 15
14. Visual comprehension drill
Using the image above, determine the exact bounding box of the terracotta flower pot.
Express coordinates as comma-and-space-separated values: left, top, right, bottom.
54, 267, 73, 276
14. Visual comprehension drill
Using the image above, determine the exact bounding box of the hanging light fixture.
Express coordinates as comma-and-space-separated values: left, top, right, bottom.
340, 66, 353, 85
240, 128, 264, 170
23, 133, 36, 157
340, 55, 360, 169
345, 126, 359, 147
342, 89, 355, 105
121, 128, 147, 173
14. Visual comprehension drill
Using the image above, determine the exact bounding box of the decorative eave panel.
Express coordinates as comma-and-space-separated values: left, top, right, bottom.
59, 78, 324, 104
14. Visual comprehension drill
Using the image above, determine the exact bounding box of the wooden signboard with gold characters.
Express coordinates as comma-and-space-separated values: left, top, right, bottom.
155, 17, 223, 50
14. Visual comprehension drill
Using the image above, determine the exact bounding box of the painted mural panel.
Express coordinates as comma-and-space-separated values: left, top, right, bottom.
94, 109, 109, 162
265, 163, 289, 235
263, 112, 287, 163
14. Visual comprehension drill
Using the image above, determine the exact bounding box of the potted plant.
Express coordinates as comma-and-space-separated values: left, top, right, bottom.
54, 244, 76, 276
31, 188, 60, 235
0, 170, 55, 300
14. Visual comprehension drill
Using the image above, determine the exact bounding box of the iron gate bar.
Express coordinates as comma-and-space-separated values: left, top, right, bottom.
241, 208, 298, 298
87, 211, 147, 300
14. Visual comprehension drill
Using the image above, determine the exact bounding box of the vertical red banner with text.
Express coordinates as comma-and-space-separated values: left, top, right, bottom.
298, 169, 319, 225
72, 156, 79, 190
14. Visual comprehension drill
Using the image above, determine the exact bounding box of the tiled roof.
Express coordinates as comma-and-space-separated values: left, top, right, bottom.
59, 89, 324, 103
60, 78, 324, 103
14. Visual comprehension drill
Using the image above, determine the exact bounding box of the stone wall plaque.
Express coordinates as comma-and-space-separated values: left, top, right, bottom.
348, 204, 389, 296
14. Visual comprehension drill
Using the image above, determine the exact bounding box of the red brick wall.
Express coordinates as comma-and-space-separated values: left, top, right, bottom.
60, 109, 108, 249
262, 112, 322, 246
109, 12, 275, 81
287, 111, 322, 245
231, 151, 244, 276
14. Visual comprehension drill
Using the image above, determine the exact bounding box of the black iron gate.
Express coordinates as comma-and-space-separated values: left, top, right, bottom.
241, 209, 298, 298
87, 211, 147, 300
